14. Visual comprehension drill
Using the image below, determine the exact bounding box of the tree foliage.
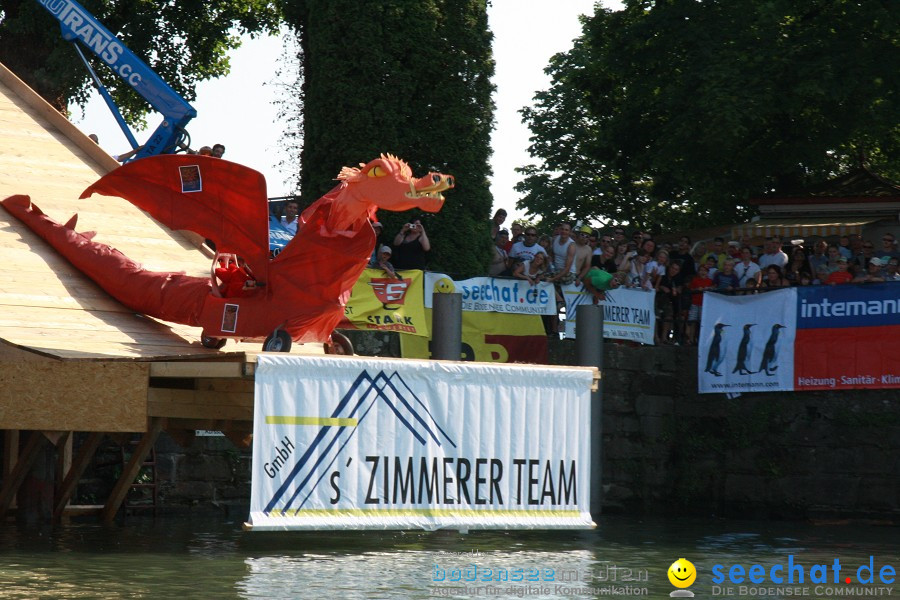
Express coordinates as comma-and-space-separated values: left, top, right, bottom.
517, 0, 900, 231
280, 0, 495, 277
0, 0, 281, 121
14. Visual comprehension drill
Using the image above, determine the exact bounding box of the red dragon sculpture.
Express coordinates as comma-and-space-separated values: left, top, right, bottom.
2, 154, 452, 351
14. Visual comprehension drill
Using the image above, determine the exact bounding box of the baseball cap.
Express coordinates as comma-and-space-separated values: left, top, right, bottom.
576, 225, 593, 234
870, 257, 886, 266
380, 245, 392, 254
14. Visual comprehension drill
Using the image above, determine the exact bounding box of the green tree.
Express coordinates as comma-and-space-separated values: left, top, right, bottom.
280, 0, 495, 277
517, 0, 900, 231
0, 0, 281, 121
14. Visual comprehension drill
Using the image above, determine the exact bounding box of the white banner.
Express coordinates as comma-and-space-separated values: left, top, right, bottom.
698, 288, 796, 394
423, 273, 555, 316
562, 284, 656, 344
248, 355, 595, 531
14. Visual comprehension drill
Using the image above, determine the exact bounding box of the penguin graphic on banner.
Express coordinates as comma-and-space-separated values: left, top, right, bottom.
704, 322, 729, 376
758, 324, 785, 376
733, 323, 755, 375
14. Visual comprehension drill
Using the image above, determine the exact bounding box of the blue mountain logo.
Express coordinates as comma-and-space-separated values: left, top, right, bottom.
263, 369, 456, 515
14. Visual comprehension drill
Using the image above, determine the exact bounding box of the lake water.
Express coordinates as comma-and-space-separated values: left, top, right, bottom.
0, 515, 897, 599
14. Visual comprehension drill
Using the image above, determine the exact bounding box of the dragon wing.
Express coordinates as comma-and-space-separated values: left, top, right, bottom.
80, 155, 270, 284
269, 188, 375, 325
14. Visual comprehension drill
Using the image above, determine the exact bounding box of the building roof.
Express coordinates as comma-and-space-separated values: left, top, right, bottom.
751, 167, 900, 206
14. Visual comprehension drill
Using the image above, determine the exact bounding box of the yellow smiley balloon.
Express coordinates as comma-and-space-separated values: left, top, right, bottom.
668, 558, 697, 588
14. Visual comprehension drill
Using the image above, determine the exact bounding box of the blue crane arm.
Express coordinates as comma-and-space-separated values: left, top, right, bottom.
36, 0, 197, 159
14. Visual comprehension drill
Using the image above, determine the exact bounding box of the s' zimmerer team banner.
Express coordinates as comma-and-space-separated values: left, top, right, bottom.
699, 284, 900, 394
424, 273, 556, 316
340, 268, 428, 337
561, 284, 656, 344
247, 355, 595, 531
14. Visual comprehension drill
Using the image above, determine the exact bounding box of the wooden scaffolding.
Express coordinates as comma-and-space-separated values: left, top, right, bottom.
0, 61, 315, 522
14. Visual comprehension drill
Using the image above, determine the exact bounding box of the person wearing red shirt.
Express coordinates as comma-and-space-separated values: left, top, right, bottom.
824, 257, 853, 285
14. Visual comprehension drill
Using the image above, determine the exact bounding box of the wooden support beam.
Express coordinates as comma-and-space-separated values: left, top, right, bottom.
149, 361, 255, 379
54, 431, 72, 491
53, 432, 104, 521
0, 432, 48, 520
2, 430, 18, 479
2, 430, 19, 511
101, 419, 163, 524
42, 430, 67, 446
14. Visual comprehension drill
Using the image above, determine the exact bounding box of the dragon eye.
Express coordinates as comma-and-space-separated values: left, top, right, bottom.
368, 166, 387, 178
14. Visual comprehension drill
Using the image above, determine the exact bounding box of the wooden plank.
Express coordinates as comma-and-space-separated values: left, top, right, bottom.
197, 378, 256, 393
0, 431, 47, 519
101, 418, 163, 524
53, 432, 104, 521
60, 504, 103, 517
0, 361, 148, 431
163, 418, 254, 431
2, 327, 205, 346
149, 361, 252, 379
0, 65, 119, 173
148, 388, 254, 420
148, 388, 254, 407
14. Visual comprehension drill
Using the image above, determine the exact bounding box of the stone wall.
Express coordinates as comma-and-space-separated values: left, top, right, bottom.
91, 333, 900, 520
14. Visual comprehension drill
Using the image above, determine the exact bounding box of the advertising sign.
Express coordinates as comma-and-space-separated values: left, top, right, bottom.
424, 273, 555, 316
698, 284, 900, 393
400, 309, 549, 364
247, 355, 595, 531
697, 289, 796, 394
341, 269, 428, 337
561, 284, 656, 344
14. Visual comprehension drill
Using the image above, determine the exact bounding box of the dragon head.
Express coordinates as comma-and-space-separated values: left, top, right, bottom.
338, 153, 452, 214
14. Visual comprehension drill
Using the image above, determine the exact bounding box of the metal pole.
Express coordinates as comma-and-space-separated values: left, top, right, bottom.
576, 303, 604, 520
432, 293, 462, 360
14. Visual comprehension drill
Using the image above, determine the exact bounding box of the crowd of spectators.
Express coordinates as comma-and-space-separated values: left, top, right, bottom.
487, 218, 900, 344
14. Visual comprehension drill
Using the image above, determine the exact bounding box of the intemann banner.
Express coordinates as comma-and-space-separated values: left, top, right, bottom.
247, 355, 595, 531
699, 284, 900, 394
561, 284, 656, 344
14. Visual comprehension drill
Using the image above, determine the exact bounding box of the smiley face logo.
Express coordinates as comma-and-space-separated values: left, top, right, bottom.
668, 558, 696, 588
433, 277, 455, 294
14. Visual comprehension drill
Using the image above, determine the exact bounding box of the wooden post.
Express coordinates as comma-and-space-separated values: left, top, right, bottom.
0, 432, 48, 520
101, 418, 163, 524
2, 430, 19, 511
54, 432, 105, 521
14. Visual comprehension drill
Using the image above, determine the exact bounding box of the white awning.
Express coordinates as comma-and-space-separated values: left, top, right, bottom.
731, 217, 883, 239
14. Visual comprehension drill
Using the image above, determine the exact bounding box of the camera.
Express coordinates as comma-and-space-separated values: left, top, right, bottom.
408, 223, 417, 230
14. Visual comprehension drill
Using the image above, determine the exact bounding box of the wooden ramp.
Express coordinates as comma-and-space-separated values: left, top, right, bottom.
0, 61, 324, 523
0, 61, 250, 360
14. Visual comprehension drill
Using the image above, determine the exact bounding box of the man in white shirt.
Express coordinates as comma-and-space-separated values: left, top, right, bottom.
280, 200, 300, 236
757, 236, 788, 270
509, 226, 548, 262
734, 246, 762, 287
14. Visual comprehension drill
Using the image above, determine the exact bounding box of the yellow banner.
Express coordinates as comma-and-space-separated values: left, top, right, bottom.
342, 268, 428, 336
401, 308, 548, 363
